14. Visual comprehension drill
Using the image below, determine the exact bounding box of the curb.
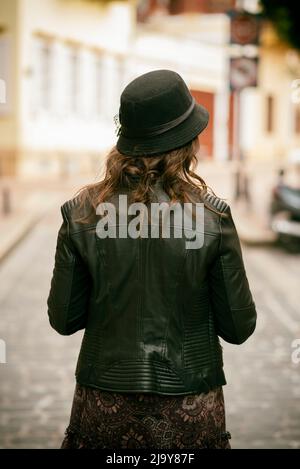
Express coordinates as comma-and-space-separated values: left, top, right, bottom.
236, 224, 277, 247
232, 206, 277, 247
239, 235, 276, 247
0, 212, 43, 264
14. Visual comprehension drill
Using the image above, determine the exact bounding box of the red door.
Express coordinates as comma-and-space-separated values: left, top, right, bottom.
190, 90, 214, 158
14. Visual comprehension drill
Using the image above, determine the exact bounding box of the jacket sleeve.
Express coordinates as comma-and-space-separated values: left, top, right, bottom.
47, 204, 91, 335
208, 205, 257, 345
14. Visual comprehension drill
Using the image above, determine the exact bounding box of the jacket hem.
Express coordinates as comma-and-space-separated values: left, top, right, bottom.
75, 366, 227, 396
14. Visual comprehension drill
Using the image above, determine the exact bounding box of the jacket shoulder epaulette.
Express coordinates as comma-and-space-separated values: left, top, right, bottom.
61, 195, 79, 217
60, 194, 84, 225
201, 190, 229, 213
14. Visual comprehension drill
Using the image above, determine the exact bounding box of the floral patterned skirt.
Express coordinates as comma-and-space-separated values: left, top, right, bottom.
61, 383, 231, 449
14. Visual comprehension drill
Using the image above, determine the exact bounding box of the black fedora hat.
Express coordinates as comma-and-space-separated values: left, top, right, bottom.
116, 69, 209, 156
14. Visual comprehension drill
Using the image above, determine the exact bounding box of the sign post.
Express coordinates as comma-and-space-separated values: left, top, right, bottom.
227, 7, 261, 203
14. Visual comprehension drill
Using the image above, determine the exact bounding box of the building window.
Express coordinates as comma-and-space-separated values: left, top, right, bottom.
95, 53, 104, 118
266, 94, 274, 133
116, 57, 125, 97
68, 45, 80, 115
111, 57, 125, 118
38, 38, 53, 111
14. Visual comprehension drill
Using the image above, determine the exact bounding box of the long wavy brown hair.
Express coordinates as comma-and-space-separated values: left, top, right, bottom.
75, 137, 220, 222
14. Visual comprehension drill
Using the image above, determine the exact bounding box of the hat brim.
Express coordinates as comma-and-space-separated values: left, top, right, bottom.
116, 103, 209, 157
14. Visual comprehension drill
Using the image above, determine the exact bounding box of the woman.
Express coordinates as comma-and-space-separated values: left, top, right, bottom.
47, 69, 257, 449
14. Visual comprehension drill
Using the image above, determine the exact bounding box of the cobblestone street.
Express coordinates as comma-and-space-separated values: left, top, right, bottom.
0, 207, 300, 449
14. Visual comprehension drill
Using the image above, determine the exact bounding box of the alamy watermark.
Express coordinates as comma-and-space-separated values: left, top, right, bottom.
0, 339, 6, 364
95, 195, 205, 249
291, 339, 300, 365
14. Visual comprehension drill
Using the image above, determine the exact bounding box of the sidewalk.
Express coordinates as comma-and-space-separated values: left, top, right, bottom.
231, 201, 277, 246
0, 178, 80, 263
0, 209, 42, 263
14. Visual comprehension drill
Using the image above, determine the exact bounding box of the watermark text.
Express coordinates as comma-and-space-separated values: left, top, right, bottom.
0, 339, 6, 364
96, 195, 205, 250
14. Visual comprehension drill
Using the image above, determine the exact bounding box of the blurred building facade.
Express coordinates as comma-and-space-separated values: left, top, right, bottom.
240, 24, 300, 166
0, 0, 300, 177
132, 9, 232, 161
0, 0, 135, 177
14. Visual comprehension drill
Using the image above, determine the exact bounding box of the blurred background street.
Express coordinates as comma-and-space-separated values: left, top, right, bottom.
1, 0, 300, 449
0, 187, 299, 449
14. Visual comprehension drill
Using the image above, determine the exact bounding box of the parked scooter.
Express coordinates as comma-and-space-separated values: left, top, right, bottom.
270, 170, 300, 252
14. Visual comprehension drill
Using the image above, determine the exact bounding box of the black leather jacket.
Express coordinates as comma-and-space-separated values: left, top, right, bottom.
47, 182, 257, 395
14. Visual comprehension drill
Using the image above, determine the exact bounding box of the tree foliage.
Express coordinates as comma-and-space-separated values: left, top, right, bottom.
260, 1, 300, 50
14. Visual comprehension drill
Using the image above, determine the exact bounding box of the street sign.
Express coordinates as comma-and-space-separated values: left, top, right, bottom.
229, 10, 260, 46
229, 56, 258, 91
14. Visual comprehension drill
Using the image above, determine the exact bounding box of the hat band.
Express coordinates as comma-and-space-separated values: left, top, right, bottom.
120, 98, 195, 138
